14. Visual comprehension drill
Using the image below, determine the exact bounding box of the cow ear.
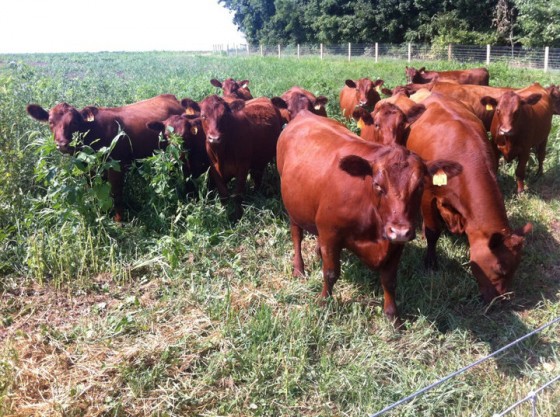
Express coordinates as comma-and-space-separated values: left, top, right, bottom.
229, 100, 246, 112
239, 80, 249, 88
514, 222, 533, 237
182, 98, 200, 115
339, 155, 373, 178
480, 96, 498, 111
210, 79, 223, 88
81, 106, 98, 122
315, 95, 329, 106
426, 160, 463, 185
381, 88, 393, 97
352, 108, 373, 126
345, 79, 357, 89
374, 79, 385, 87
271, 96, 288, 109
489, 232, 505, 250
405, 104, 426, 125
26, 104, 49, 122
522, 93, 542, 106
146, 121, 165, 133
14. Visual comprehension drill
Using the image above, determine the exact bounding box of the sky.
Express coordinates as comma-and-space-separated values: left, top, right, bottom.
0, 0, 246, 53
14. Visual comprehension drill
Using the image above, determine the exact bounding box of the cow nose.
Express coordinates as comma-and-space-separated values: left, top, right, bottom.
386, 225, 415, 242
499, 127, 512, 136
207, 134, 221, 144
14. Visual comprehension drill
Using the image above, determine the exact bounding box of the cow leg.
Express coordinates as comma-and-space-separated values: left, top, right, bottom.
290, 220, 305, 277
231, 171, 249, 221
209, 166, 230, 205
250, 167, 265, 192
515, 154, 529, 193
317, 234, 342, 299
421, 194, 441, 269
378, 245, 404, 323
536, 140, 547, 176
107, 167, 125, 222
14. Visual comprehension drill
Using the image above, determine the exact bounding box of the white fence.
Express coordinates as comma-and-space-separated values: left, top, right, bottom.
213, 43, 560, 72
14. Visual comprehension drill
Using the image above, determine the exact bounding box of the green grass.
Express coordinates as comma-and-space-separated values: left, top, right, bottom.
0, 52, 559, 416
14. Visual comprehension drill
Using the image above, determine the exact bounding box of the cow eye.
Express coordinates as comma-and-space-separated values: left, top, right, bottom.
375, 123, 380, 130
374, 182, 384, 194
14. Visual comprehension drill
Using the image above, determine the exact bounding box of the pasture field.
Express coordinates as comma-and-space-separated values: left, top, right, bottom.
0, 52, 559, 416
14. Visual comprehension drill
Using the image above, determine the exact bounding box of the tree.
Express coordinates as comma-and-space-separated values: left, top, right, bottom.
514, 0, 560, 47
493, 0, 517, 48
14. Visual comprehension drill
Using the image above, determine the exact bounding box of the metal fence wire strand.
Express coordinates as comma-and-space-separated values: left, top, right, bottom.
369, 316, 560, 417
493, 374, 560, 417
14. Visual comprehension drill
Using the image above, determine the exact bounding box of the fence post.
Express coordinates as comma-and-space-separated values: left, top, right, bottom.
544, 46, 549, 72
246, 44, 249, 55
278, 44, 281, 58
297, 44, 300, 59
260, 44, 263, 57
320, 43, 323, 60
408, 43, 412, 62
375, 42, 378, 63
448, 44, 452, 61
486, 44, 491, 66
348, 42, 351, 61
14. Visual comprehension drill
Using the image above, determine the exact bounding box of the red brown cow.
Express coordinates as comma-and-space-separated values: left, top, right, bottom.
210, 78, 253, 101
26, 94, 186, 221
352, 95, 426, 146
279, 86, 328, 122
146, 100, 210, 192
339, 78, 385, 119
481, 83, 554, 193
199, 95, 283, 220
403, 93, 532, 303
277, 110, 462, 321
546, 84, 560, 114
405, 66, 490, 85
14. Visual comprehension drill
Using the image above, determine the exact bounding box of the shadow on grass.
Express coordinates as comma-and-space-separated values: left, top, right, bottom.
333, 219, 560, 378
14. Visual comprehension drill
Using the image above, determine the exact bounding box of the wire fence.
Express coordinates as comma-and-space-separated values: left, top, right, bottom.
213, 43, 560, 72
367, 316, 560, 417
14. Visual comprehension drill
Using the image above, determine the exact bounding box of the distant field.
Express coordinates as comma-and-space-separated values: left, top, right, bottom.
0, 52, 559, 416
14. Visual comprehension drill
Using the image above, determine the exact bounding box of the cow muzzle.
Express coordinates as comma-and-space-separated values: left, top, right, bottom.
385, 225, 415, 242
207, 134, 221, 144
498, 127, 513, 137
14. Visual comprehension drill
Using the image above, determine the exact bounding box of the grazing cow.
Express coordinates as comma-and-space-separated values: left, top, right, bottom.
546, 84, 560, 115
199, 95, 283, 220
339, 78, 385, 119
481, 83, 554, 193
210, 78, 253, 101
403, 93, 532, 302
279, 86, 329, 122
146, 100, 210, 192
26, 94, 187, 221
405, 66, 490, 85
277, 110, 462, 321
352, 97, 426, 146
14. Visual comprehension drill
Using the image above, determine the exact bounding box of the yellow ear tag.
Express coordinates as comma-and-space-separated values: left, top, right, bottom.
433, 169, 448, 186
185, 107, 195, 115
376, 85, 382, 93
190, 126, 198, 135
485, 104, 494, 111
85, 113, 95, 122
357, 118, 365, 129
314, 104, 322, 110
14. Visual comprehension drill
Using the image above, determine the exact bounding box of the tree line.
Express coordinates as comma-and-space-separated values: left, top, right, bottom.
219, 0, 560, 48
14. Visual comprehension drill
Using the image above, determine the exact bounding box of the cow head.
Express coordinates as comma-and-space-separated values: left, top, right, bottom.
481, 92, 542, 158
345, 78, 384, 109
211, 78, 252, 100
469, 223, 533, 303
199, 94, 242, 146
353, 102, 425, 146
339, 149, 462, 243
546, 84, 560, 115
26, 102, 96, 153
405, 66, 427, 84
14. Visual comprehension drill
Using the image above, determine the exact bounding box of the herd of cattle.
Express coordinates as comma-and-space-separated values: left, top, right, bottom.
26, 66, 560, 323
